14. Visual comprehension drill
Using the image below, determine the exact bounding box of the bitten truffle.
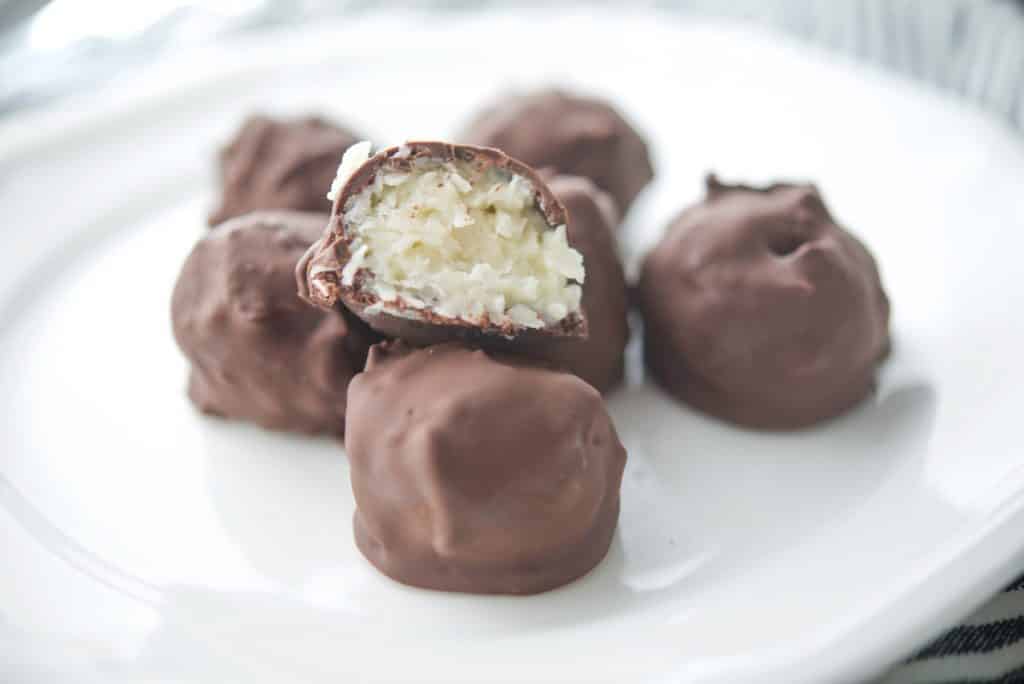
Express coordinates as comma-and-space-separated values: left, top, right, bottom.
537, 173, 629, 393
208, 115, 363, 226
639, 176, 890, 429
298, 141, 588, 349
460, 89, 654, 214
345, 341, 627, 594
172, 211, 377, 434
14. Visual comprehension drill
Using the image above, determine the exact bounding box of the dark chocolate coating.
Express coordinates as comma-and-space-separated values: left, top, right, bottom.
208, 115, 362, 226
460, 89, 654, 214
172, 211, 378, 434
298, 141, 587, 348
345, 341, 627, 594
537, 173, 629, 393
639, 176, 890, 429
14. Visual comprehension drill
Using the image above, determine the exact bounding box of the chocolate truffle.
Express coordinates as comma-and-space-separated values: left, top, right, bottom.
459, 89, 654, 213
345, 341, 627, 594
208, 115, 363, 226
298, 141, 588, 349
639, 176, 890, 429
537, 173, 629, 393
172, 211, 377, 434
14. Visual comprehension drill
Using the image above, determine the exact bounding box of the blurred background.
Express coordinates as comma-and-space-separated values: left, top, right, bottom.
1, 0, 1023, 132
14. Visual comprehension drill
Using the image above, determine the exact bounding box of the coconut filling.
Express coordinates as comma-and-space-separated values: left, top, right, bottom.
337, 156, 584, 330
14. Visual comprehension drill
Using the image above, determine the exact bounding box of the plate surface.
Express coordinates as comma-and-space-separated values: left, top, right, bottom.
2, 10, 1024, 684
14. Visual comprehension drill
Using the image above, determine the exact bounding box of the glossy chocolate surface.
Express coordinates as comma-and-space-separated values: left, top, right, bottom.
639, 176, 890, 429
345, 341, 627, 594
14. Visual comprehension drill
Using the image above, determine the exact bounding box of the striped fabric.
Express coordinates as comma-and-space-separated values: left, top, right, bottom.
667, 0, 1024, 135
881, 578, 1024, 683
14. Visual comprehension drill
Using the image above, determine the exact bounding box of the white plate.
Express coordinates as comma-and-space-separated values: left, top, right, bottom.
3, 9, 1024, 684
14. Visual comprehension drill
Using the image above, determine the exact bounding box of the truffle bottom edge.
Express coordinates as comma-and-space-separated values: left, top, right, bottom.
352, 497, 621, 596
